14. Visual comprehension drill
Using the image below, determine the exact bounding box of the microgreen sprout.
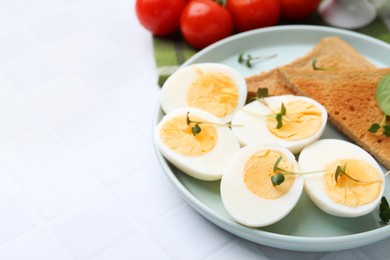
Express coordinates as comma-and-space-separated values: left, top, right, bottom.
334, 164, 347, 183
247, 87, 288, 129
271, 156, 285, 186
275, 103, 286, 129
185, 112, 241, 136
238, 53, 277, 68
369, 73, 390, 136
332, 163, 381, 184
369, 114, 390, 137
312, 59, 335, 71
379, 196, 390, 223
256, 87, 269, 100
248, 87, 271, 108
271, 172, 285, 186
186, 112, 202, 135
270, 156, 325, 186
270, 156, 389, 186
272, 155, 283, 172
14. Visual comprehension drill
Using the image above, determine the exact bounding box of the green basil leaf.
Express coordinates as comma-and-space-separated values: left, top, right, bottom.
376, 73, 390, 115
381, 196, 389, 209
380, 212, 389, 223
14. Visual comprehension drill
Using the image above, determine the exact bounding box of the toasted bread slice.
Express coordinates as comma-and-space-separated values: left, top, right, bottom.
246, 37, 376, 97
245, 69, 294, 100
279, 68, 390, 169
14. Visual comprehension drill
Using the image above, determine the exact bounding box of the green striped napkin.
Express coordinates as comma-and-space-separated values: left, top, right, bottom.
153, 33, 196, 86
153, 14, 390, 86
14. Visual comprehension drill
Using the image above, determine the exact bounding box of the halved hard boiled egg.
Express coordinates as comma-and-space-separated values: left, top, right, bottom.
299, 139, 385, 217
154, 107, 240, 181
160, 63, 247, 123
221, 144, 304, 227
231, 95, 327, 154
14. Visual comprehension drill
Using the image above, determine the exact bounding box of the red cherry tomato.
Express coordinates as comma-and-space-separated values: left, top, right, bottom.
279, 0, 321, 20
226, 0, 281, 32
180, 0, 233, 49
135, 0, 186, 36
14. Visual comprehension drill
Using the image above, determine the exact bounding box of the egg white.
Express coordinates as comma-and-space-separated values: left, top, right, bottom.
160, 63, 247, 123
231, 95, 327, 154
220, 144, 304, 227
299, 139, 385, 217
154, 107, 240, 181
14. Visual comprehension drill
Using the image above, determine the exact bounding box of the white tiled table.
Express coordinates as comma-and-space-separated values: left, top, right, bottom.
0, 0, 389, 259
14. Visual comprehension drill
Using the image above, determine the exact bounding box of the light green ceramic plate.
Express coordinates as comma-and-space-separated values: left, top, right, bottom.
153, 25, 390, 252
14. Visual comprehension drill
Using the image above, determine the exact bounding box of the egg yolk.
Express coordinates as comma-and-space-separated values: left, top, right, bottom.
324, 159, 382, 207
266, 100, 322, 140
243, 150, 295, 199
187, 70, 239, 118
160, 115, 217, 156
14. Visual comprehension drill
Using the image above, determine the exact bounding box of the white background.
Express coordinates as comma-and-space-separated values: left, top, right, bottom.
0, 0, 389, 259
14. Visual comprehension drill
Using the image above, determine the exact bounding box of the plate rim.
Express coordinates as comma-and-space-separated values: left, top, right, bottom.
153, 24, 390, 252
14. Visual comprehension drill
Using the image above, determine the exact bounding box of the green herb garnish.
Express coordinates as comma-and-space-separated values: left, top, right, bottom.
334, 164, 347, 183
191, 124, 201, 135
275, 103, 286, 129
271, 172, 285, 186
273, 155, 283, 172
369, 74, 390, 136
332, 163, 371, 183
270, 156, 388, 186
248, 87, 269, 103
248, 88, 288, 129
248, 87, 268, 103
256, 87, 268, 99
379, 196, 390, 223
238, 53, 277, 68
185, 112, 241, 136
369, 123, 382, 133
312, 59, 334, 71
369, 115, 390, 136
186, 112, 201, 135
271, 156, 325, 186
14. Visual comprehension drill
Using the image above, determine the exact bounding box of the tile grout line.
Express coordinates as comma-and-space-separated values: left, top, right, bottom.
0, 188, 74, 259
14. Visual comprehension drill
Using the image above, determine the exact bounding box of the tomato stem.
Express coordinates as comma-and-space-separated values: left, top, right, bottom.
215, 0, 226, 7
